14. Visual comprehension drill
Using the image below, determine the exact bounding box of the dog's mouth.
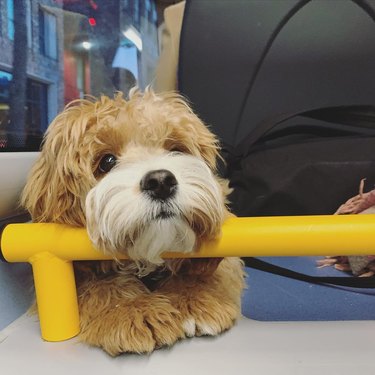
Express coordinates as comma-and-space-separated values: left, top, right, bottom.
150, 201, 179, 221
154, 210, 176, 220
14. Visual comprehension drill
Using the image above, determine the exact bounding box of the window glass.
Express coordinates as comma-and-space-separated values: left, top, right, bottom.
39, 8, 58, 59
0, 0, 160, 152
7, 0, 14, 40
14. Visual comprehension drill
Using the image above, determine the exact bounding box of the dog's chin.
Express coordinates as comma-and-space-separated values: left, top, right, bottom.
88, 214, 197, 267
127, 216, 196, 265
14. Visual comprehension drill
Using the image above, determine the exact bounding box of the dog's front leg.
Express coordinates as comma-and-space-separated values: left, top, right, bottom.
76, 269, 185, 356
160, 257, 246, 338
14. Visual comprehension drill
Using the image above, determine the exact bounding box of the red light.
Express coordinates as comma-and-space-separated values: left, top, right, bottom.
88, 18, 96, 26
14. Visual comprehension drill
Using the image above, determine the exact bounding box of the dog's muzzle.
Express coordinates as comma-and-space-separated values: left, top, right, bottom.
140, 169, 178, 201
85, 153, 224, 263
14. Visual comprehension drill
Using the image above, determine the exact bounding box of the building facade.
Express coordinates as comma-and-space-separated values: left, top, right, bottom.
0, 0, 64, 150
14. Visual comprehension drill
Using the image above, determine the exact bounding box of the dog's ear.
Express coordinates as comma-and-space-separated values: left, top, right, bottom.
186, 114, 220, 171
155, 91, 220, 171
21, 106, 95, 226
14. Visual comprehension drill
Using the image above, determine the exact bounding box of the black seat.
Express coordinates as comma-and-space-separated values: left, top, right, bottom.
178, 0, 375, 217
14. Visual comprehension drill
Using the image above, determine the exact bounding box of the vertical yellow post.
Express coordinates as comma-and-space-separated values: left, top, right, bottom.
30, 252, 80, 341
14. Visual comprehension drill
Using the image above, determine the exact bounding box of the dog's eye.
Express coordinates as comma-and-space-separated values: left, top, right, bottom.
169, 146, 185, 154
98, 154, 117, 174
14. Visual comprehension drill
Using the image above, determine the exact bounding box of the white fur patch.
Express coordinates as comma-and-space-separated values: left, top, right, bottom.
183, 318, 196, 337
197, 323, 218, 336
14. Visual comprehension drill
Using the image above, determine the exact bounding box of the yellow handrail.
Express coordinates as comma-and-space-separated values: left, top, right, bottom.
1, 215, 374, 342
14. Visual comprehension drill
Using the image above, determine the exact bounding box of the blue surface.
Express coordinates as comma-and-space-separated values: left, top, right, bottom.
241, 257, 375, 321
0, 262, 33, 330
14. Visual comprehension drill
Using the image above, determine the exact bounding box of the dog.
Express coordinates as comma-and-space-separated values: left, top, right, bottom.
21, 89, 245, 356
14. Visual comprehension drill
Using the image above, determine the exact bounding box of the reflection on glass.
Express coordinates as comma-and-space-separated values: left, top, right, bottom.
0, 0, 159, 151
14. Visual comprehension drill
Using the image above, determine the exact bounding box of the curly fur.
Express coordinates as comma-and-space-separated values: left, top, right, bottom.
21, 89, 245, 356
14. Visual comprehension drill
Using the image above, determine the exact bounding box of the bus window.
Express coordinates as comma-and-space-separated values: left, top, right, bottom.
0, 0, 160, 152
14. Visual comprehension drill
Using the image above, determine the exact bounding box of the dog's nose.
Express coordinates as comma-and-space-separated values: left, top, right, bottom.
140, 169, 178, 200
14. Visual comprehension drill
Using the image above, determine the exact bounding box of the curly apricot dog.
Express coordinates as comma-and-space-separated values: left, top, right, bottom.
22, 89, 245, 356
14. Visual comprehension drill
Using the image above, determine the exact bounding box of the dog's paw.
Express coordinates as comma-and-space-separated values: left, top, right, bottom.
80, 295, 185, 356
179, 293, 240, 337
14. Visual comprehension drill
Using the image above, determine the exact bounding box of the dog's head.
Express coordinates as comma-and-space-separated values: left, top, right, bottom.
22, 89, 230, 264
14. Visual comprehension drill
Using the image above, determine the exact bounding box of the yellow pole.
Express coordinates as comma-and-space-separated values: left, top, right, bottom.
2, 215, 375, 262
1, 214, 375, 342
30, 252, 80, 341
